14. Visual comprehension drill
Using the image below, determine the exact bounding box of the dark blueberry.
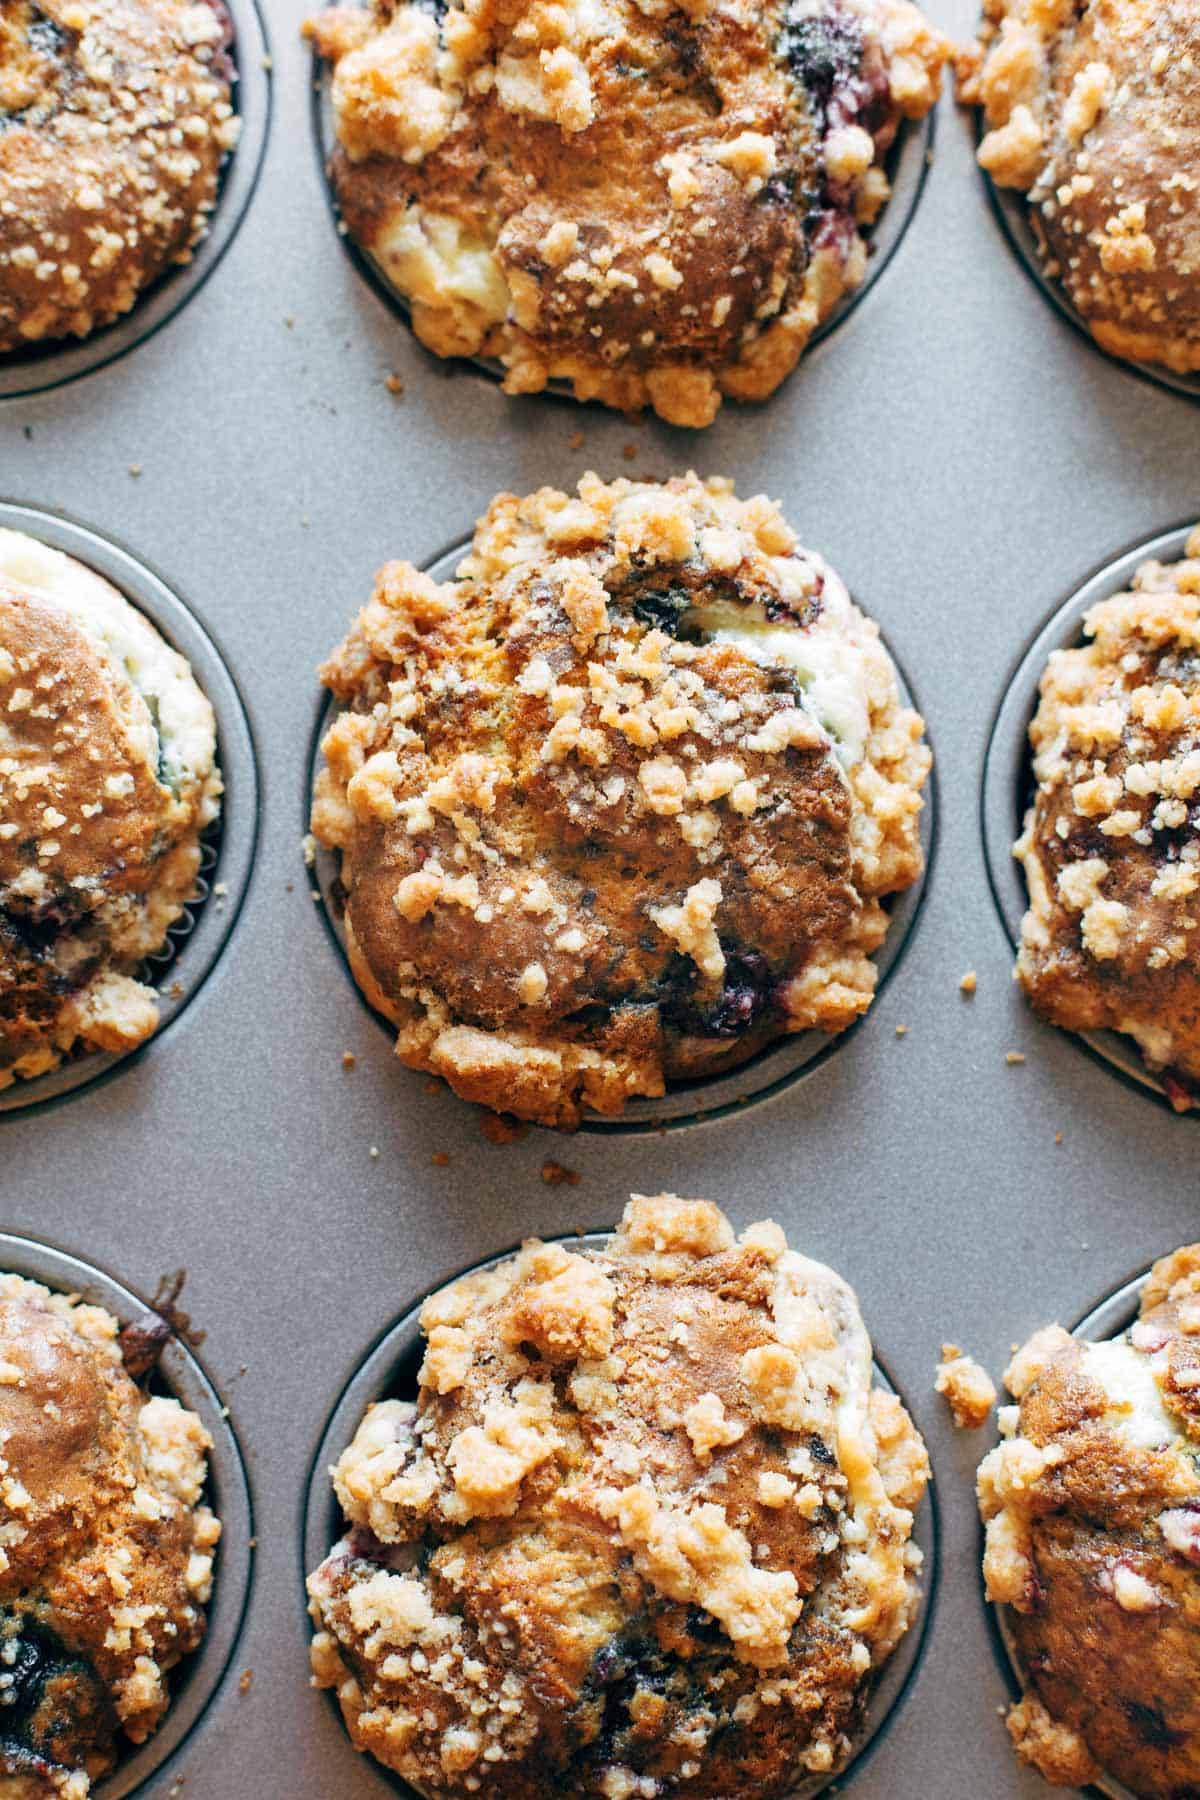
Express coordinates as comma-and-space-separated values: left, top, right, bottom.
807, 1432, 836, 1466
410, 0, 449, 23
632, 586, 692, 637
26, 9, 67, 58
0, 905, 67, 961
697, 951, 773, 1038
118, 1314, 172, 1381
779, 7, 864, 122
1121, 1699, 1187, 1751
685, 1606, 726, 1645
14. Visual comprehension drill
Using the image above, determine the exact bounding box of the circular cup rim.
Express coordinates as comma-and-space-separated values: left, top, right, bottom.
306, 537, 936, 1133
981, 520, 1200, 1118
307, 43, 939, 406
302, 1229, 939, 1799
0, 0, 272, 402
0, 1229, 255, 1798
0, 500, 260, 1117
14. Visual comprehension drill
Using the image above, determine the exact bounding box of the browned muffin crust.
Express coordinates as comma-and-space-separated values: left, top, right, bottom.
311, 473, 929, 1128
1014, 527, 1200, 1108
979, 1245, 1200, 1796
0, 0, 239, 353
305, 0, 950, 426
0, 1274, 219, 1797
0, 531, 221, 1089
965, 0, 1200, 375
308, 1193, 930, 1798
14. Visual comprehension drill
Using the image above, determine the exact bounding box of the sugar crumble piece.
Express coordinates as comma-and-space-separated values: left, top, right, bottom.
935, 1345, 997, 1429
960, 970, 977, 995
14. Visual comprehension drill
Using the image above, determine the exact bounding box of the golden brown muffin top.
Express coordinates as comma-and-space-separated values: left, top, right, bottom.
0, 531, 220, 1089
0, 0, 238, 352
309, 1193, 929, 1798
312, 473, 928, 1126
0, 1275, 219, 1796
979, 1245, 1200, 1796
307, 0, 950, 424
1015, 526, 1200, 1104
967, 0, 1200, 374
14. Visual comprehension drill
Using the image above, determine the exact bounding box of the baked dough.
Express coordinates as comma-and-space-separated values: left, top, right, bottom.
309, 1192, 930, 1798
0, 530, 221, 1089
1015, 526, 1200, 1108
0, 1273, 219, 1796
312, 473, 929, 1127
967, 0, 1200, 375
0, 0, 239, 352
306, 0, 951, 425
979, 1244, 1200, 1795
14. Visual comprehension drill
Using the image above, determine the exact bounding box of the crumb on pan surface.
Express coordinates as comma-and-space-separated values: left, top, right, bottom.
304, 0, 951, 425
934, 1344, 995, 1429
0, 1272, 219, 1797
311, 472, 930, 1128
1014, 526, 1200, 1107
308, 1192, 930, 1798
0, 0, 240, 353
964, 0, 1200, 375
0, 529, 221, 1090
978, 1243, 1200, 1795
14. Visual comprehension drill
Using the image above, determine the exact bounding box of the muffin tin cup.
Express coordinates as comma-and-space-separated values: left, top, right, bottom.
308, 540, 935, 1132
0, 0, 271, 402
309, 55, 938, 398
990, 1266, 1156, 1800
0, 1231, 254, 1799
303, 1232, 939, 1800
981, 521, 1200, 1117
979, 160, 1200, 405
0, 503, 259, 1116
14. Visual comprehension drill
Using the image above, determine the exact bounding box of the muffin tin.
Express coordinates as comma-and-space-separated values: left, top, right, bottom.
3, 0, 1200, 1791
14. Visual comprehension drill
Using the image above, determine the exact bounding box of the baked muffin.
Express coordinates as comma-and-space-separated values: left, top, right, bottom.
965, 0, 1200, 375
0, 1272, 220, 1796
0, 529, 221, 1090
0, 0, 239, 353
1015, 527, 1200, 1110
308, 1192, 931, 1798
304, 0, 951, 426
311, 473, 929, 1128
978, 1243, 1200, 1795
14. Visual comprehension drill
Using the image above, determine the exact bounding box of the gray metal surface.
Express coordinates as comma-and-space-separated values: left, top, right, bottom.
1, 0, 1198, 1790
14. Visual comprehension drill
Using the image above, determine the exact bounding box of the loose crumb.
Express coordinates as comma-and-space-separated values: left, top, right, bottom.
935, 1344, 997, 1429
481, 1113, 529, 1145
385, 373, 405, 395
128, 463, 142, 478
1006, 1051, 1026, 1065
1054, 1131, 1064, 1145
568, 431, 585, 451
239, 1669, 253, 1696
622, 443, 638, 461
541, 1161, 581, 1186
369, 1146, 380, 1159
342, 1052, 356, 1070
431, 1151, 450, 1166
960, 970, 977, 994
895, 1024, 908, 1037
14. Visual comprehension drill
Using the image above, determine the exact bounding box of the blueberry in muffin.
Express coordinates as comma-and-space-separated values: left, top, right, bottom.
311, 473, 930, 1128
1015, 526, 1200, 1109
0, 1272, 219, 1796
305, 0, 951, 425
965, 0, 1200, 375
0, 0, 239, 352
979, 1244, 1200, 1795
0, 529, 221, 1090
308, 1192, 930, 1797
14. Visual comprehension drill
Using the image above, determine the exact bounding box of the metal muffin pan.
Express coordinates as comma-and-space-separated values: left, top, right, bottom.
0, 1232, 254, 1798
3, 0, 1200, 1790
0, 0, 272, 403
0, 502, 259, 1116
990, 1264, 1156, 1800
302, 1232, 940, 1800
982, 522, 1199, 1117
308, 544, 935, 1132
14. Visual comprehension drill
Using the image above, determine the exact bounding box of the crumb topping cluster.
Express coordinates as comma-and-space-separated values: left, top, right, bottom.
308, 1192, 929, 1798
964, 0, 1200, 373
0, 1273, 219, 1796
306, 0, 950, 424
978, 1244, 1200, 1795
1015, 526, 1200, 1105
312, 473, 928, 1127
0, 0, 239, 352
0, 531, 220, 1088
